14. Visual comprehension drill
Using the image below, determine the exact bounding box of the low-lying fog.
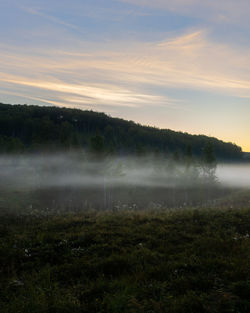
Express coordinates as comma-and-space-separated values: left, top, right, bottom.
0, 152, 249, 190
217, 165, 250, 188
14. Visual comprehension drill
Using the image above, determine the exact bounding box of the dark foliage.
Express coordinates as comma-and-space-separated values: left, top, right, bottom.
0, 103, 242, 160
1, 208, 250, 312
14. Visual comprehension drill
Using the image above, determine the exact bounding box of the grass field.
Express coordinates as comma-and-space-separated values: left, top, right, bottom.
1, 208, 250, 313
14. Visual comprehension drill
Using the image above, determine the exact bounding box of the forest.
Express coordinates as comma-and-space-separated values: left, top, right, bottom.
0, 103, 243, 161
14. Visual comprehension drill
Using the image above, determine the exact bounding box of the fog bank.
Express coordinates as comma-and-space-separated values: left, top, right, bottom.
0, 152, 249, 190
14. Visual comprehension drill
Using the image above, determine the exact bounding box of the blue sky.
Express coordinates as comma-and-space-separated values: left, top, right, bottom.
0, 0, 250, 150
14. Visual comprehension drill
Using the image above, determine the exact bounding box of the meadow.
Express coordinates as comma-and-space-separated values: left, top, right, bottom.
1, 207, 250, 313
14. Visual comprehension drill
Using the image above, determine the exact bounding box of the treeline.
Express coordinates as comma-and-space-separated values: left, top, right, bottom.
0, 103, 242, 161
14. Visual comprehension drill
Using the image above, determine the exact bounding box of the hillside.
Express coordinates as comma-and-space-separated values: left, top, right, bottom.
0, 103, 242, 161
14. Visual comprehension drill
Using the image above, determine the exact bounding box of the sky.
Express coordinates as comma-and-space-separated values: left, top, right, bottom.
0, 0, 250, 151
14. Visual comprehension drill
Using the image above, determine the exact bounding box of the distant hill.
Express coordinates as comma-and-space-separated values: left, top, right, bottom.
243, 152, 250, 160
0, 103, 243, 161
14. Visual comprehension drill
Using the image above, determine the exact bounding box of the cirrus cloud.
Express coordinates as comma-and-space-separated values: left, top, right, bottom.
117, 0, 250, 25
1, 29, 250, 104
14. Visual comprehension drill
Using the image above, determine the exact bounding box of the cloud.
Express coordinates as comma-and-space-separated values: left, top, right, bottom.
1, 29, 250, 111
23, 7, 80, 31
117, 0, 250, 25
0, 71, 173, 109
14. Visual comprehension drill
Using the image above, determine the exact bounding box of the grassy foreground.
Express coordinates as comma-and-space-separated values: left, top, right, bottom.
1, 208, 250, 313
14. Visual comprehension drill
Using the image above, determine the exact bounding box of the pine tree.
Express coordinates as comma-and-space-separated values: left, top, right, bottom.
202, 142, 217, 185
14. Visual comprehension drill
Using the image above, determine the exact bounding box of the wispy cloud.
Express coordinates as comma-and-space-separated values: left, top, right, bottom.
0, 71, 173, 109
23, 7, 80, 31
117, 0, 250, 25
1, 29, 250, 111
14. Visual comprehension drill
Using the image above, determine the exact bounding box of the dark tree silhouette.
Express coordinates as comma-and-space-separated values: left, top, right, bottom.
0, 103, 243, 161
